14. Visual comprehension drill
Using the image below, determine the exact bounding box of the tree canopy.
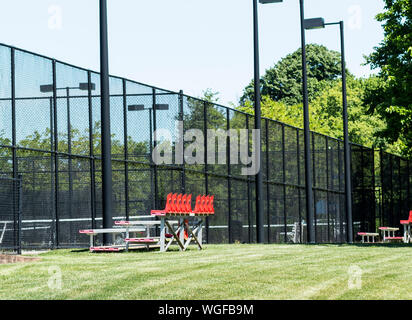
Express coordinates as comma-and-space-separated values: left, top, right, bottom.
241, 44, 345, 106
365, 0, 412, 157
238, 76, 387, 149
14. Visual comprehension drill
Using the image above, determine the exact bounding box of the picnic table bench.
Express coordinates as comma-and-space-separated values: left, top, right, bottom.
357, 232, 379, 243
379, 227, 403, 242
79, 219, 180, 252
79, 227, 146, 249
115, 220, 178, 251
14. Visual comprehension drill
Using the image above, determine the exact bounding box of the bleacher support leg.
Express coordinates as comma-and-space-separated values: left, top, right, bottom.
160, 218, 165, 252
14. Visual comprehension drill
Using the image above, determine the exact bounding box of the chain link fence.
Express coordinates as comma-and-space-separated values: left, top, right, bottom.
0, 43, 411, 248
0, 175, 22, 254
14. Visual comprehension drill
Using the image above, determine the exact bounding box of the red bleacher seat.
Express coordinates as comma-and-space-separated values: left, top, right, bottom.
209, 195, 215, 214
170, 193, 177, 213
151, 193, 172, 216
385, 237, 403, 240
181, 194, 187, 213
400, 210, 412, 225
151, 193, 215, 216
186, 194, 192, 213
176, 194, 182, 213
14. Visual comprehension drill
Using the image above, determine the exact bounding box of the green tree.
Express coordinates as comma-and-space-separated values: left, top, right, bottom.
365, 0, 412, 158
241, 44, 345, 106
183, 89, 226, 131
238, 76, 389, 149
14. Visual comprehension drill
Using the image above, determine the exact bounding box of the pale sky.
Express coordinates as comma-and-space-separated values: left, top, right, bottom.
0, 0, 385, 105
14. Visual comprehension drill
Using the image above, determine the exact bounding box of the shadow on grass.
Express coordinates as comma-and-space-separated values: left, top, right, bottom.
69, 246, 184, 254
70, 249, 90, 253
298, 242, 411, 248
350, 243, 411, 248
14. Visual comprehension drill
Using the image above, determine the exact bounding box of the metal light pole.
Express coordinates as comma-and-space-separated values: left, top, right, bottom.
324, 21, 353, 243
299, 0, 315, 243
303, 17, 354, 243
100, 0, 113, 245
253, 0, 284, 244
253, 0, 264, 244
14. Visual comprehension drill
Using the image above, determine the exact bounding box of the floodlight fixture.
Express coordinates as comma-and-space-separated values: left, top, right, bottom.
154, 104, 169, 111
128, 104, 169, 111
128, 104, 145, 111
304, 17, 325, 30
40, 84, 53, 93
79, 82, 96, 91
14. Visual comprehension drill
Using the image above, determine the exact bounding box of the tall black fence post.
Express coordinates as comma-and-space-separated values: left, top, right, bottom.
282, 124, 287, 242
122, 79, 130, 221
253, 0, 264, 244
265, 119, 271, 242
226, 108, 232, 243
17, 175, 23, 255
299, 0, 315, 243
66, 87, 74, 239
11, 48, 17, 180
339, 21, 353, 243
152, 88, 159, 209
179, 90, 185, 194
52, 60, 60, 248
87, 71, 96, 232
100, 0, 113, 244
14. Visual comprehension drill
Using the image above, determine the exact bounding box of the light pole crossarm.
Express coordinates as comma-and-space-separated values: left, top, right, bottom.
324, 22, 341, 26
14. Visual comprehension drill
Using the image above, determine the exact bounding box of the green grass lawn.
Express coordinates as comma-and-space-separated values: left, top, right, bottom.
1, 244, 411, 300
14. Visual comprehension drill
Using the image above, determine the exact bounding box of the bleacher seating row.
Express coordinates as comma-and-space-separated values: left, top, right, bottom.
151, 193, 215, 216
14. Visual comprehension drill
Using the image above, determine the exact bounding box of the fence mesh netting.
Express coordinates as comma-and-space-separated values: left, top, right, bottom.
0, 43, 411, 248
0, 176, 21, 253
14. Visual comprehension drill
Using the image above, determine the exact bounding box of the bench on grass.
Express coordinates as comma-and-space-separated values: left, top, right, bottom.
357, 232, 379, 243
115, 220, 178, 250
90, 246, 124, 252
379, 227, 403, 242
79, 227, 146, 248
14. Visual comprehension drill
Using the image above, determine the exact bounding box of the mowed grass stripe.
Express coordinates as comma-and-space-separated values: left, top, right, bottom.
1, 244, 412, 300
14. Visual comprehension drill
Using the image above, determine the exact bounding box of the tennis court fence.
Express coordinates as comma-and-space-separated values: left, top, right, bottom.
0, 43, 411, 249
